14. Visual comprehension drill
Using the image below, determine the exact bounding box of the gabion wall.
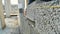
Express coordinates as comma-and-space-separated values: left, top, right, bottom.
26, 1, 60, 34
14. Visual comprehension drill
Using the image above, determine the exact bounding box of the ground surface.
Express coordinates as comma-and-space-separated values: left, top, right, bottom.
0, 15, 20, 34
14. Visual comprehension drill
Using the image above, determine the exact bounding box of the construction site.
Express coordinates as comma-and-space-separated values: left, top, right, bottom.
0, 0, 60, 34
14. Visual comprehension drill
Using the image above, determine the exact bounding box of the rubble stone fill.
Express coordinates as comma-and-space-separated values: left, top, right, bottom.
26, 1, 60, 34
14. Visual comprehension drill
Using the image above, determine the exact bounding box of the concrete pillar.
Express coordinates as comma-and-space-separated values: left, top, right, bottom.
0, 0, 6, 29
4, 0, 11, 17
24, 0, 28, 16
25, 0, 28, 9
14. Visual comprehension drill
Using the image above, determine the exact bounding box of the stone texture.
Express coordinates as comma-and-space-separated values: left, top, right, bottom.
26, 1, 36, 21
26, 0, 60, 34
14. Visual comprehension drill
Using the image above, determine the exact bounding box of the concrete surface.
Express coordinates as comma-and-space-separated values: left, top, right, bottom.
0, 16, 20, 34
0, 26, 20, 34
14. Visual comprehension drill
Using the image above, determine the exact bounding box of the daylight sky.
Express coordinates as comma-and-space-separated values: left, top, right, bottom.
2, 0, 18, 5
